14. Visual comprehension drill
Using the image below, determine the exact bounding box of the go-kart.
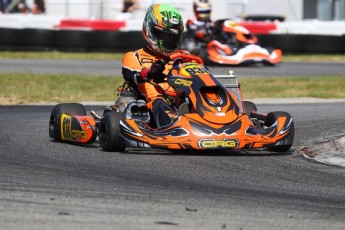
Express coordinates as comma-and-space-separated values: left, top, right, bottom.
181, 19, 282, 66
49, 52, 294, 152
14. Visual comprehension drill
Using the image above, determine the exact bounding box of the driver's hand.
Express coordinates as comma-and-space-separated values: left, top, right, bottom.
149, 60, 165, 83
140, 67, 150, 82
195, 30, 206, 39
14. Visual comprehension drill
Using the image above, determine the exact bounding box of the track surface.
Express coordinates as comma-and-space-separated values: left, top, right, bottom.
1, 60, 345, 229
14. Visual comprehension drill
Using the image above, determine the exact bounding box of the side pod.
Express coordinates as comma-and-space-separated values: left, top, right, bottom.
49, 103, 97, 144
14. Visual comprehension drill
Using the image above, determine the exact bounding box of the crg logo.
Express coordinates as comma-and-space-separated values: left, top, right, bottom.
71, 130, 88, 139
61, 114, 88, 140
174, 78, 192, 87
199, 139, 239, 148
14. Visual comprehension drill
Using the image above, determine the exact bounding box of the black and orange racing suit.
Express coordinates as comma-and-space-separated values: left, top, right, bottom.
122, 46, 179, 127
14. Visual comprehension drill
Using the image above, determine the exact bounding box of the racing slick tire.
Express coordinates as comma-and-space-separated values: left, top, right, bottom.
99, 111, 126, 152
264, 111, 294, 152
49, 103, 86, 142
262, 60, 275, 66
243, 100, 257, 118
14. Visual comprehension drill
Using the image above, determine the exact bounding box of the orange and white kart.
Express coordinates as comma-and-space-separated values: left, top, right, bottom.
49, 53, 293, 152
182, 19, 282, 66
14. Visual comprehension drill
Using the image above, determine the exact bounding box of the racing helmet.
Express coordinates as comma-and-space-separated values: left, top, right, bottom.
193, 0, 212, 21
142, 4, 184, 56
223, 20, 258, 44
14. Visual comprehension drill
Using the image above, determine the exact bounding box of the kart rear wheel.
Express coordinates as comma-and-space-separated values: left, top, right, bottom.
264, 111, 294, 152
99, 111, 126, 152
49, 103, 86, 142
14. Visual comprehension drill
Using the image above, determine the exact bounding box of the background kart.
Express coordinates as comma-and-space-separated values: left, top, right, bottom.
181, 19, 282, 66
49, 53, 294, 153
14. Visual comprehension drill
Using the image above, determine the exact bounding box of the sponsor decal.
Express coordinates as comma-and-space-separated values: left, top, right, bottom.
170, 28, 178, 34
141, 58, 155, 64
61, 114, 71, 140
174, 78, 193, 87
169, 18, 179, 24
181, 66, 208, 76
215, 112, 226, 117
61, 114, 88, 140
71, 130, 88, 139
199, 139, 239, 148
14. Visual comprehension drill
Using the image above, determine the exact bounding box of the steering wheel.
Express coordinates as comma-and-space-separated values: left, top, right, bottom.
147, 52, 204, 106
163, 52, 204, 66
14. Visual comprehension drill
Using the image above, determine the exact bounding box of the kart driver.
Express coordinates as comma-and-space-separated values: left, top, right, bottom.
186, 0, 240, 53
186, 0, 214, 43
122, 4, 193, 128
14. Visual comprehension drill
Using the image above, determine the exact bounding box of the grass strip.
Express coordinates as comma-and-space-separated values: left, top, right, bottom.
0, 51, 344, 62
1, 73, 344, 105
0, 73, 123, 105
240, 76, 345, 99
0, 51, 124, 60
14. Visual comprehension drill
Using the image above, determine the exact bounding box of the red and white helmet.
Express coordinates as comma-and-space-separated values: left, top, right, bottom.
193, 0, 212, 21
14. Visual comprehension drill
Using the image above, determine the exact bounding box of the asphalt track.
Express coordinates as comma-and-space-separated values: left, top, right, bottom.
0, 60, 345, 229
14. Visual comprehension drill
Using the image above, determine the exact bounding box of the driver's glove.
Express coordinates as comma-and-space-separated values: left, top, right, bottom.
140, 67, 150, 82
149, 60, 165, 83
195, 30, 206, 40
140, 60, 165, 83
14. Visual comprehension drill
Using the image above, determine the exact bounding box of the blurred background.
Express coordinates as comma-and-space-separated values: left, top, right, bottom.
0, 0, 344, 53
2, 0, 342, 21
0, 0, 344, 31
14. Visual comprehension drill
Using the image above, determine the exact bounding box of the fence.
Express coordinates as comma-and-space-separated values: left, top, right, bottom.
0, 28, 344, 53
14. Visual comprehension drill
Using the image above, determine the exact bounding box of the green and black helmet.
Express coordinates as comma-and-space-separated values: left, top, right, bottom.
142, 4, 184, 55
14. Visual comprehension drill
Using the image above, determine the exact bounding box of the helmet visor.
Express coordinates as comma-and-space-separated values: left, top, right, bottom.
153, 27, 183, 52
196, 8, 211, 21
196, 8, 211, 14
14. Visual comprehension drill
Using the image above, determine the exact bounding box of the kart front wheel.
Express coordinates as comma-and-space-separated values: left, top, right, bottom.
99, 111, 126, 152
264, 111, 295, 152
49, 103, 86, 142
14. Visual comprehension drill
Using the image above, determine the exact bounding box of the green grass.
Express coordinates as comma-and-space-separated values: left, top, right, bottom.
0, 73, 344, 105
0, 51, 124, 60
0, 51, 344, 105
283, 54, 345, 62
0, 73, 123, 105
0, 51, 344, 62
240, 76, 345, 99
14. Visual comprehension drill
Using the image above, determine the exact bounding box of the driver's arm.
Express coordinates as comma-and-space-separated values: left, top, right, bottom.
122, 51, 144, 90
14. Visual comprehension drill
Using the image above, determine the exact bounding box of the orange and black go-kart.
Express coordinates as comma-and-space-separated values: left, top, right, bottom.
181, 19, 282, 66
49, 52, 294, 153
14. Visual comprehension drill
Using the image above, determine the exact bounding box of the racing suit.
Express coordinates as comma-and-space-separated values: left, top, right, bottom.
186, 17, 214, 43
122, 45, 178, 128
